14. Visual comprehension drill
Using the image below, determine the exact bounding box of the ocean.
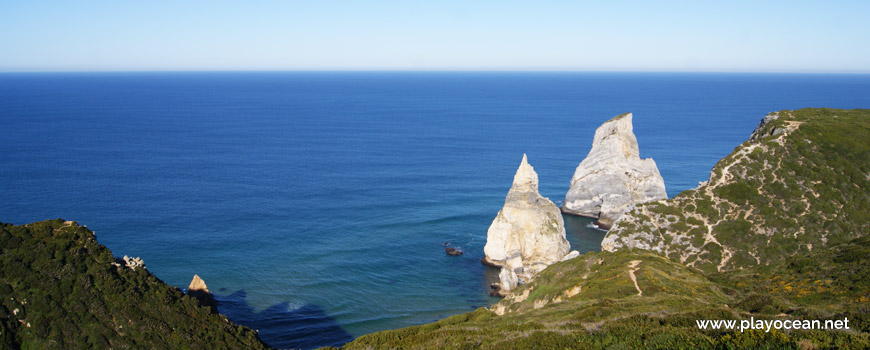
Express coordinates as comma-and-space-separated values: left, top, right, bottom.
1, 72, 868, 348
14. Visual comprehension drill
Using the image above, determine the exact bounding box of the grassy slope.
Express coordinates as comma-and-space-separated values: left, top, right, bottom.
337, 109, 870, 349
339, 239, 869, 349
0, 219, 271, 350
604, 108, 870, 273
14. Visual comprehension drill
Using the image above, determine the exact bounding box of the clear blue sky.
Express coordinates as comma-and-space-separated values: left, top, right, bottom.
1, 0, 869, 72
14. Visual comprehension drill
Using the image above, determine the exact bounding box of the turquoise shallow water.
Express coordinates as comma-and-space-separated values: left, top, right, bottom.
1, 72, 869, 348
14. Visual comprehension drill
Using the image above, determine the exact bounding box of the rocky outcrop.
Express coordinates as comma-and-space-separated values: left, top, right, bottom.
187, 274, 217, 308
112, 255, 146, 271
748, 111, 800, 141
483, 154, 571, 295
563, 113, 667, 229
560, 250, 580, 262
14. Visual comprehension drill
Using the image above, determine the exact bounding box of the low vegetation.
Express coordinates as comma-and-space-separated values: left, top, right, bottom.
606, 108, 870, 272
339, 237, 870, 349
0, 219, 270, 349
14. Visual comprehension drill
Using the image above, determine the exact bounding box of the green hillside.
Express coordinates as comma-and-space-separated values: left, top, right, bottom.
604, 108, 870, 273
339, 238, 869, 349
0, 219, 270, 349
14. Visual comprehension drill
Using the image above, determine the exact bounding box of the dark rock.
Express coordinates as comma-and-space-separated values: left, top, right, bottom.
489, 283, 506, 297
445, 247, 464, 256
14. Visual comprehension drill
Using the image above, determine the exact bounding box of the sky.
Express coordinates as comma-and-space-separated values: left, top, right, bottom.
1, 0, 869, 73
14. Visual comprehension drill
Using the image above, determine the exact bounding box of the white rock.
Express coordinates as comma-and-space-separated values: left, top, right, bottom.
484, 154, 571, 293
560, 250, 580, 262
117, 255, 145, 271
498, 266, 518, 292
187, 274, 217, 307
563, 113, 667, 229
188, 274, 210, 294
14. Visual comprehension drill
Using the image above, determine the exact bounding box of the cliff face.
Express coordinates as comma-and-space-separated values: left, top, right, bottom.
603, 108, 870, 273
483, 154, 571, 293
0, 220, 270, 349
563, 113, 667, 229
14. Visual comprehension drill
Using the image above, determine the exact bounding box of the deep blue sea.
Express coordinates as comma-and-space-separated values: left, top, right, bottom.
1, 72, 868, 348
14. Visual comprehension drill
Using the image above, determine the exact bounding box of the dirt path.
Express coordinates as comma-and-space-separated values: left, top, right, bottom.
628, 260, 643, 296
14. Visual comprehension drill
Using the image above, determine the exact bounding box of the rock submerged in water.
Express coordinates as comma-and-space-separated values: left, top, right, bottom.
443, 242, 464, 255
562, 113, 667, 229
483, 154, 571, 296
187, 274, 217, 308
445, 247, 464, 256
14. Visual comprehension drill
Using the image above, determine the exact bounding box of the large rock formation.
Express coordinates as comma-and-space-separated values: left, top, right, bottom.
563, 113, 667, 229
483, 154, 572, 295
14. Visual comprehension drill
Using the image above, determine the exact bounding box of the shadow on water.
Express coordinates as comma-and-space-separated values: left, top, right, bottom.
217, 290, 354, 350
563, 214, 608, 253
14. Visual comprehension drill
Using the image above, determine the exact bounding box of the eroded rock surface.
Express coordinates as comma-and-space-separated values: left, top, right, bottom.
483, 154, 571, 295
563, 113, 667, 229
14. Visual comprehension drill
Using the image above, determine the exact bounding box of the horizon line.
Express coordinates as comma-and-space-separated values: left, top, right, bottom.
2, 68, 870, 75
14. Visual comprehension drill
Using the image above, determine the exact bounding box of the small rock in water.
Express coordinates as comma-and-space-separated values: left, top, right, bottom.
445, 247, 464, 256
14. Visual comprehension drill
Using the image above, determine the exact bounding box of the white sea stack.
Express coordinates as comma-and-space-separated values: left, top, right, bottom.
563, 113, 667, 229
483, 154, 571, 290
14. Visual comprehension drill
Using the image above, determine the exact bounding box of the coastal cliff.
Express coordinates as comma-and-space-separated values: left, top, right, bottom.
0, 220, 270, 349
563, 113, 667, 229
483, 154, 572, 295
602, 108, 870, 273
